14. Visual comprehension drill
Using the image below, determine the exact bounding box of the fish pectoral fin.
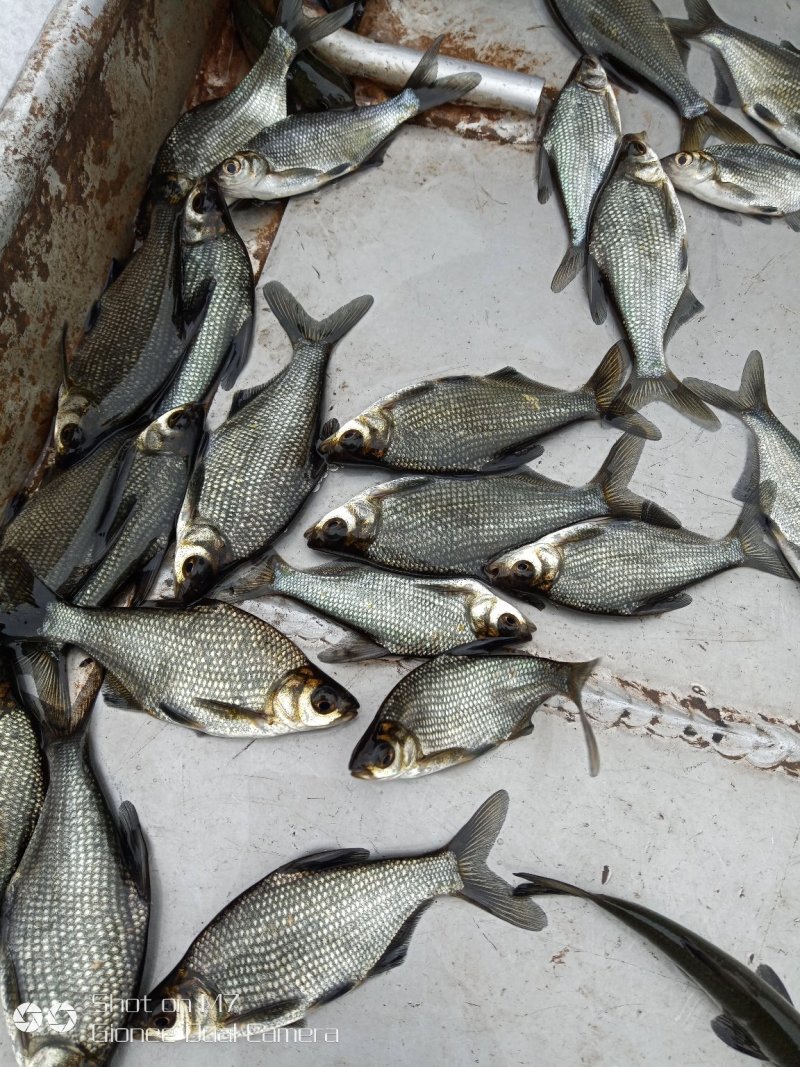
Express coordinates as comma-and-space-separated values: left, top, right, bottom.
317, 632, 388, 663
632, 591, 693, 616
587, 254, 608, 326
480, 439, 545, 473
537, 146, 554, 205
753, 103, 781, 128
157, 700, 207, 733
784, 210, 800, 233
717, 180, 757, 204
117, 800, 150, 900
103, 674, 145, 712
193, 697, 267, 725
756, 963, 795, 1004
367, 901, 435, 979
710, 1013, 767, 1060
447, 636, 530, 656
218, 313, 255, 391
277, 848, 371, 874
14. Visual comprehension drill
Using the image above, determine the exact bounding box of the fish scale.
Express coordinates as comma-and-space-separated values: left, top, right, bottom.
0, 688, 43, 899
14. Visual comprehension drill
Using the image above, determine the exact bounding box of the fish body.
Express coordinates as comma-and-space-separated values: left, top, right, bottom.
0, 685, 149, 1066
138, 791, 546, 1041
484, 504, 788, 615
662, 144, 800, 229
213, 553, 533, 660
588, 136, 718, 428
305, 435, 679, 577
668, 0, 800, 153
320, 347, 658, 475
175, 282, 372, 602
515, 873, 800, 1065
349, 652, 599, 778
686, 352, 800, 579
0, 685, 43, 900
539, 55, 621, 292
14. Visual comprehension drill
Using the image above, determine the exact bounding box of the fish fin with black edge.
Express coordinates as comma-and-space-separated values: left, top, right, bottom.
405, 34, 481, 111
781, 40, 800, 56
278, 848, 370, 874
682, 103, 756, 151
785, 210, 800, 233
756, 963, 794, 1003
318, 632, 387, 663
367, 901, 435, 978
684, 349, 769, 418
11, 646, 71, 739
193, 696, 271, 726
480, 440, 545, 473
314, 981, 356, 1008
103, 674, 144, 712
730, 433, 761, 503
710, 1013, 767, 1060
124, 537, 170, 607
731, 501, 793, 579
753, 102, 782, 130
406, 34, 443, 90
538, 146, 554, 205
710, 51, 741, 108
664, 283, 703, 346
587, 254, 608, 325
607, 371, 720, 432
666, 1, 723, 39
118, 800, 150, 900
446, 635, 530, 656
229, 380, 271, 415
591, 433, 682, 527
552, 242, 586, 294
158, 700, 206, 731
211, 553, 288, 603
449, 790, 547, 930
633, 590, 693, 616
361, 129, 400, 169
567, 658, 601, 777
218, 313, 255, 391
264, 281, 373, 352
286, 0, 355, 54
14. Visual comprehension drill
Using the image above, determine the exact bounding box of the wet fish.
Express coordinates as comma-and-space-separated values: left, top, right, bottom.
538, 55, 621, 292
0, 677, 149, 1066
588, 135, 718, 428
137, 790, 546, 1041
175, 282, 372, 602
0, 554, 358, 738
73, 405, 204, 608
213, 37, 480, 201
662, 144, 800, 229
154, 179, 254, 415
213, 553, 533, 661
668, 0, 800, 154
152, 0, 354, 194
350, 650, 600, 779
686, 351, 800, 580
320, 345, 659, 477
0, 682, 43, 900
484, 502, 789, 615
305, 434, 679, 577
547, 0, 755, 149
515, 873, 800, 1065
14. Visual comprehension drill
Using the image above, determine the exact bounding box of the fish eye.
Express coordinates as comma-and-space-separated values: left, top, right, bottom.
167, 410, 190, 430
340, 429, 364, 451
223, 158, 241, 176
374, 741, 394, 769
676, 152, 693, 167
311, 685, 339, 714
59, 423, 83, 449
151, 1008, 176, 1031
628, 139, 647, 156
514, 559, 534, 577
498, 612, 521, 634
322, 516, 348, 540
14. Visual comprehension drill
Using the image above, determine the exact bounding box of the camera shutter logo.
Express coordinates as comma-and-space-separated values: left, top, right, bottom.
12, 1002, 42, 1033
45, 1002, 78, 1033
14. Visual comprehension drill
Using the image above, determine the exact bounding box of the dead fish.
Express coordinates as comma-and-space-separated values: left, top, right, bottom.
515, 873, 800, 1065
137, 790, 546, 1041
668, 0, 800, 154
662, 144, 800, 230
686, 351, 800, 579
538, 55, 621, 292
349, 649, 600, 778
484, 501, 790, 615
0, 681, 43, 900
213, 37, 480, 201
305, 434, 679, 577
588, 135, 719, 429
213, 553, 533, 660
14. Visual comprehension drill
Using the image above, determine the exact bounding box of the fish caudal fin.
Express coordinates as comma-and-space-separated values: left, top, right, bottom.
212, 553, 288, 603
592, 434, 681, 528
681, 103, 756, 151
0, 551, 57, 643
667, 0, 721, 40
264, 281, 373, 352
566, 659, 601, 777
684, 350, 769, 417
279, 0, 355, 53
551, 243, 586, 294
608, 370, 720, 431
731, 503, 792, 579
586, 342, 661, 440
406, 34, 481, 111
12, 647, 96, 743
449, 790, 547, 930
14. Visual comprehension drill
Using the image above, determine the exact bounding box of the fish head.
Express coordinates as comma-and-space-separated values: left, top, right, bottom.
318, 410, 393, 464
304, 496, 380, 555
617, 132, 664, 183
468, 586, 534, 642
483, 542, 561, 595
214, 152, 271, 200
268, 664, 358, 731
349, 718, 418, 779
573, 54, 609, 93
174, 522, 228, 602
661, 149, 718, 191
150, 172, 197, 205
54, 385, 101, 461
137, 404, 204, 457
182, 177, 229, 244
138, 970, 219, 1042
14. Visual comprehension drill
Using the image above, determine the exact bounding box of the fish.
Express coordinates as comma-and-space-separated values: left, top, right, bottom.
55, 198, 210, 461
213, 553, 534, 661
319, 345, 659, 477
0, 554, 358, 739
349, 649, 600, 779
538, 54, 621, 292
0, 675, 149, 1066
546, 0, 755, 149
0, 681, 43, 900
662, 143, 800, 230
685, 351, 800, 580
72, 404, 204, 608
588, 134, 719, 429
668, 0, 800, 154
152, 0, 355, 195
175, 281, 372, 603
514, 873, 800, 1065
483, 501, 790, 615
213, 37, 481, 201
137, 790, 546, 1041
154, 179, 254, 415
305, 434, 680, 578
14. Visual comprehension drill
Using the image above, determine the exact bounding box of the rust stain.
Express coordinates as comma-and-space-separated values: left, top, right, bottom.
248, 203, 287, 280
186, 9, 252, 110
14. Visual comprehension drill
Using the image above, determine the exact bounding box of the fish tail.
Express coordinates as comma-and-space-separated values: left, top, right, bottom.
591, 434, 681, 529
731, 503, 792, 579
449, 790, 547, 930
551, 242, 586, 294
565, 659, 601, 777
681, 104, 756, 151
608, 370, 720, 431
280, 0, 354, 53
666, 0, 720, 40
263, 281, 373, 353
586, 342, 661, 441
212, 553, 288, 603
684, 350, 769, 417
406, 35, 481, 111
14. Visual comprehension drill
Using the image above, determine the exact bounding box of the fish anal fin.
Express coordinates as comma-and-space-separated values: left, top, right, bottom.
318, 632, 387, 663
218, 313, 255, 391
665, 284, 703, 346
230, 381, 270, 415
367, 901, 434, 979
537, 147, 554, 204
103, 674, 144, 712
480, 439, 545, 473
710, 1013, 767, 1060
118, 800, 150, 900
633, 591, 693, 616
587, 254, 607, 325
278, 848, 370, 874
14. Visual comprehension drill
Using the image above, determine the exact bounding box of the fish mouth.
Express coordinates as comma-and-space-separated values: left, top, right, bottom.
483, 561, 502, 580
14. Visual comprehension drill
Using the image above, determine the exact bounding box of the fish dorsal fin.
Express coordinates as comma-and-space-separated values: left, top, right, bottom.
118, 800, 150, 900
710, 1013, 767, 1060
229, 380, 271, 415
551, 522, 609, 548
781, 39, 800, 55
485, 366, 538, 389
367, 901, 434, 978
370, 476, 432, 502
277, 848, 370, 874
756, 963, 794, 1004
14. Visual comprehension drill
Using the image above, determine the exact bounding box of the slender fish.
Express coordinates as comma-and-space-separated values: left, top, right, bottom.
0, 681, 43, 901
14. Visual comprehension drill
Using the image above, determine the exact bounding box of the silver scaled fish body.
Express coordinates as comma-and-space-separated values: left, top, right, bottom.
0, 682, 43, 901
175, 282, 372, 602
349, 651, 600, 778
137, 791, 546, 1041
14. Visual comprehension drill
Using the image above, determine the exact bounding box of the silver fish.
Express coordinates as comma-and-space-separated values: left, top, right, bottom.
137, 790, 546, 1041
0, 682, 43, 900
668, 0, 800, 153
662, 143, 800, 229
0, 679, 149, 1066
175, 282, 372, 602
538, 54, 621, 292
349, 651, 600, 779
213, 37, 480, 201
213, 553, 533, 661
588, 134, 718, 428
305, 434, 679, 577
686, 351, 800, 579
547, 0, 755, 149
320, 345, 658, 476
484, 503, 790, 615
